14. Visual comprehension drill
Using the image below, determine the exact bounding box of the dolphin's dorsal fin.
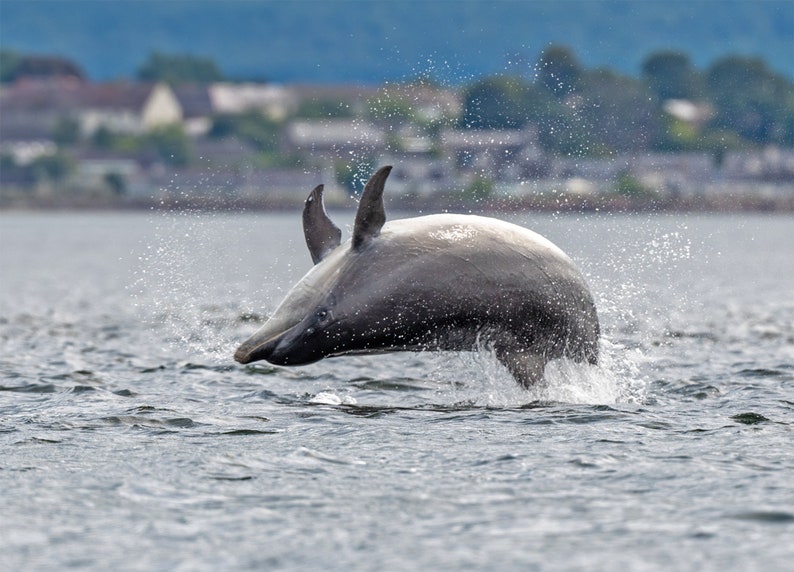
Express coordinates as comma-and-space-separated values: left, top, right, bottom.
303, 184, 342, 264
352, 165, 392, 250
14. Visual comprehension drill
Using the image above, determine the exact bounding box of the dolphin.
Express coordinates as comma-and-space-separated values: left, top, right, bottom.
234, 166, 599, 387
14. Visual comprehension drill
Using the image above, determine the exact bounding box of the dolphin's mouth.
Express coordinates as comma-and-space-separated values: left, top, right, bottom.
233, 333, 282, 364
234, 320, 325, 366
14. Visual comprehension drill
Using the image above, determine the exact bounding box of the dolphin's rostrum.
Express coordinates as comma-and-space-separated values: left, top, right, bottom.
234, 166, 600, 387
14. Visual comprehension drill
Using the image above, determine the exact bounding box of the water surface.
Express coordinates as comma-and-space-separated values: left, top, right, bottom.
1, 211, 792, 570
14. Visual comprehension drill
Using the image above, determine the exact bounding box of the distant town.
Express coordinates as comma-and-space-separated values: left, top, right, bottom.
1, 49, 793, 212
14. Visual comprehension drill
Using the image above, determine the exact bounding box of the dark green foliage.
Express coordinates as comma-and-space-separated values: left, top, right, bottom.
137, 51, 224, 84
91, 126, 119, 150
574, 69, 659, 154
462, 174, 494, 201
366, 95, 415, 125
642, 51, 703, 101
104, 172, 126, 195
537, 45, 583, 100
0, 49, 85, 82
208, 111, 281, 153
460, 76, 555, 130
295, 99, 354, 119
90, 127, 143, 154
0, 154, 16, 171
706, 56, 794, 146
0, 49, 22, 83
612, 172, 653, 198
457, 45, 794, 155
0, 153, 76, 186
0, 153, 34, 186
31, 153, 74, 182
52, 117, 81, 147
147, 125, 192, 166
335, 159, 375, 195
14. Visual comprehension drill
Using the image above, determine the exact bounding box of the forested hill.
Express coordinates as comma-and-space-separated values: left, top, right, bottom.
1, 0, 792, 83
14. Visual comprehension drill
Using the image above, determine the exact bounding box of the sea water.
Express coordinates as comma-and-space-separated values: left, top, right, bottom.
1, 211, 792, 570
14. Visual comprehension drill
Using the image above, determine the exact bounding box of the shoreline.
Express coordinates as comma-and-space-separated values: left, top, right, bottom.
2, 193, 793, 214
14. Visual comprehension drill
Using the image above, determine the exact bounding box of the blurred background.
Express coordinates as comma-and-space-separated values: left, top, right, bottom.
2, 5, 794, 569
1, 0, 793, 211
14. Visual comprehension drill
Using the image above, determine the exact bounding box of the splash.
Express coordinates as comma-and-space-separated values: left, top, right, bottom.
309, 391, 358, 406
130, 204, 276, 363
427, 214, 694, 407
587, 219, 693, 331
435, 338, 646, 408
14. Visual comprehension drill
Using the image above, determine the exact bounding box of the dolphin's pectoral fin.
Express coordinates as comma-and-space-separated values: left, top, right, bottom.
303, 184, 342, 264
495, 349, 546, 388
352, 165, 392, 250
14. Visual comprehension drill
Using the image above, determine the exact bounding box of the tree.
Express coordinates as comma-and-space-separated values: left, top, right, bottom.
366, 94, 415, 125
14, 55, 86, 81
642, 51, 702, 101
460, 76, 553, 130
148, 125, 191, 166
335, 159, 374, 195
0, 153, 35, 186
0, 50, 85, 83
612, 172, 654, 199
706, 55, 794, 145
31, 153, 74, 183
0, 50, 22, 83
209, 110, 281, 153
462, 174, 494, 201
574, 69, 660, 153
52, 117, 81, 147
536, 45, 583, 100
294, 98, 354, 119
137, 51, 224, 84
104, 172, 127, 195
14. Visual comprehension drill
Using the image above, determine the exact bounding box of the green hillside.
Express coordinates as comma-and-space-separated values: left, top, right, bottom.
0, 0, 791, 83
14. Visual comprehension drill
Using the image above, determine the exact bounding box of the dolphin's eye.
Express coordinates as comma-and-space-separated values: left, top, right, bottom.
316, 309, 330, 322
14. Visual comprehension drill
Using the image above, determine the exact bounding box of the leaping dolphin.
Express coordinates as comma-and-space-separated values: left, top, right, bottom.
234, 166, 599, 387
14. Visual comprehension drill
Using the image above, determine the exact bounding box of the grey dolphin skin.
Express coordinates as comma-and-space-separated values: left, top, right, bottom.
234, 166, 599, 387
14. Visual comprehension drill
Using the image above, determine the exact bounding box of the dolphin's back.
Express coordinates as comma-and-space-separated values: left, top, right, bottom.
363, 214, 600, 368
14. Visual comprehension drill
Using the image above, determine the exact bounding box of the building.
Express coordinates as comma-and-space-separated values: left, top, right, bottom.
209, 83, 296, 120
286, 119, 387, 160
0, 80, 183, 141
440, 126, 542, 180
